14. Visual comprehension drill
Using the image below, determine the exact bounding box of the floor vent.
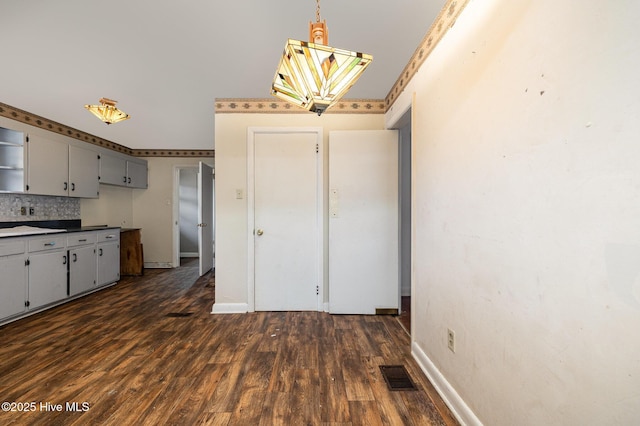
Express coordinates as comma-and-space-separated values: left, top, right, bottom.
379, 365, 418, 391
166, 312, 193, 318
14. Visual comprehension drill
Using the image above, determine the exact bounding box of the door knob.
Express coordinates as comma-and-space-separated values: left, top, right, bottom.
256, 229, 264, 236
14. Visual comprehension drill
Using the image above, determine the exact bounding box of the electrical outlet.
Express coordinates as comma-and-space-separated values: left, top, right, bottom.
447, 328, 456, 353
29, 207, 35, 215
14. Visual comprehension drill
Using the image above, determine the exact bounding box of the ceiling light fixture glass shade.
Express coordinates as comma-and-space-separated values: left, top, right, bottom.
84, 98, 130, 125
271, 1, 372, 115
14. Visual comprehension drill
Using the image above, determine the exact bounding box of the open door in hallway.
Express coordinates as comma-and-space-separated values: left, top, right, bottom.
198, 161, 214, 276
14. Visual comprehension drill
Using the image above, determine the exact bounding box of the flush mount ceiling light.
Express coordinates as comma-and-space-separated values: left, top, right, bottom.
84, 97, 130, 125
271, 0, 373, 116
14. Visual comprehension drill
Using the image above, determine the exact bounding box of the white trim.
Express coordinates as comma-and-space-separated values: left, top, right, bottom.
144, 262, 173, 269
412, 342, 483, 426
172, 165, 199, 269
247, 127, 324, 313
211, 302, 249, 314
180, 252, 199, 258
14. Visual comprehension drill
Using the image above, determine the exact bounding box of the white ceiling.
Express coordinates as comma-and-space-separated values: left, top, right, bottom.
0, 0, 445, 150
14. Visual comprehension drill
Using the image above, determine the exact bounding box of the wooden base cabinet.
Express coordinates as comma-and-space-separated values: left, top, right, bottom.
120, 229, 143, 276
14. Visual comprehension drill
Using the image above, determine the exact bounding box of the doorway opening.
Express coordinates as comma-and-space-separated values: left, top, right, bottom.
173, 164, 215, 271
394, 108, 412, 334
179, 167, 199, 264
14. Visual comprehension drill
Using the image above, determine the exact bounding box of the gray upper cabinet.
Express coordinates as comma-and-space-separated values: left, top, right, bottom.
0, 122, 146, 196
98, 152, 127, 186
99, 151, 148, 189
68, 144, 100, 198
0, 127, 25, 193
126, 160, 148, 188
26, 134, 69, 196
26, 134, 99, 198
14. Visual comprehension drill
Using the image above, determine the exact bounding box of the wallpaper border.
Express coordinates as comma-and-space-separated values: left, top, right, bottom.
215, 98, 385, 114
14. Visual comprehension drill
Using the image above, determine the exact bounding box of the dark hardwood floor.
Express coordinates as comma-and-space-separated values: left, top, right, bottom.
0, 259, 457, 425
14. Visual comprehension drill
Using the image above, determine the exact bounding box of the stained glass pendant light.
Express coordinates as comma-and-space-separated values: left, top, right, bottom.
271, 0, 373, 115
84, 98, 130, 125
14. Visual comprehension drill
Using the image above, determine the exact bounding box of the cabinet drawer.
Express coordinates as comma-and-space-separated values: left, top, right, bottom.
28, 236, 66, 252
67, 232, 97, 247
97, 231, 120, 243
0, 239, 25, 256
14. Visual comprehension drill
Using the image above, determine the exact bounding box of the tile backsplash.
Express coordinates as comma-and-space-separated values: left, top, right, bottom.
0, 194, 80, 222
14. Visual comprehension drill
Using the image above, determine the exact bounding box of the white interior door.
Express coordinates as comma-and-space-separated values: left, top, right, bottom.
329, 130, 399, 314
252, 130, 321, 311
198, 162, 214, 276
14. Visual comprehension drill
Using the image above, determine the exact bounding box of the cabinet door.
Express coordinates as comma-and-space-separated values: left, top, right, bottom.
26, 134, 69, 196
69, 145, 99, 198
99, 152, 127, 186
0, 254, 27, 320
28, 250, 68, 309
69, 245, 97, 296
126, 161, 148, 188
97, 242, 120, 286
0, 126, 26, 193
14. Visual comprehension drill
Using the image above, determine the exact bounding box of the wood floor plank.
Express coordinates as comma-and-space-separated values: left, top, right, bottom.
342, 355, 376, 402
0, 259, 457, 426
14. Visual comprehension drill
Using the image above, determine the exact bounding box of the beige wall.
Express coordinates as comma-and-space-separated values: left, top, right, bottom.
83, 157, 214, 267
80, 184, 134, 228
213, 113, 384, 311
131, 157, 213, 267
397, 0, 640, 424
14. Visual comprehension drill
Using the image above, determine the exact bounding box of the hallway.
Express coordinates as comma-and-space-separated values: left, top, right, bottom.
0, 261, 456, 425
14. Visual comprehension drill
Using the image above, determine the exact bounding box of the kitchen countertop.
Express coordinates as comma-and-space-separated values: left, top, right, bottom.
0, 220, 120, 238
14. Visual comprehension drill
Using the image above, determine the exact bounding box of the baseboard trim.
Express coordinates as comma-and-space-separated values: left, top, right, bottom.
211, 303, 249, 314
412, 342, 483, 426
144, 262, 174, 269
180, 252, 199, 258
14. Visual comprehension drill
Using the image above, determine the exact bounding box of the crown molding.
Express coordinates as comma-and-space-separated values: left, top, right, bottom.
215, 98, 385, 114
132, 149, 214, 158
1, 0, 469, 156
385, 0, 470, 110
0, 101, 134, 155
0, 102, 214, 158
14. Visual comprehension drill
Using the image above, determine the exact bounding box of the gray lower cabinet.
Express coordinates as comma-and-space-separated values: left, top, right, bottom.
27, 236, 68, 310
0, 228, 121, 325
68, 232, 98, 296
97, 231, 120, 286
0, 239, 27, 320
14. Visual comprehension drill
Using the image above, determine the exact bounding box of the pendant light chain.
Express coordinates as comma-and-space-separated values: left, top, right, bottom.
316, 0, 321, 23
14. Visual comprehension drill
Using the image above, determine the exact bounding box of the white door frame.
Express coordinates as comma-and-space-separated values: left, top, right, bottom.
247, 127, 324, 312
173, 165, 197, 268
